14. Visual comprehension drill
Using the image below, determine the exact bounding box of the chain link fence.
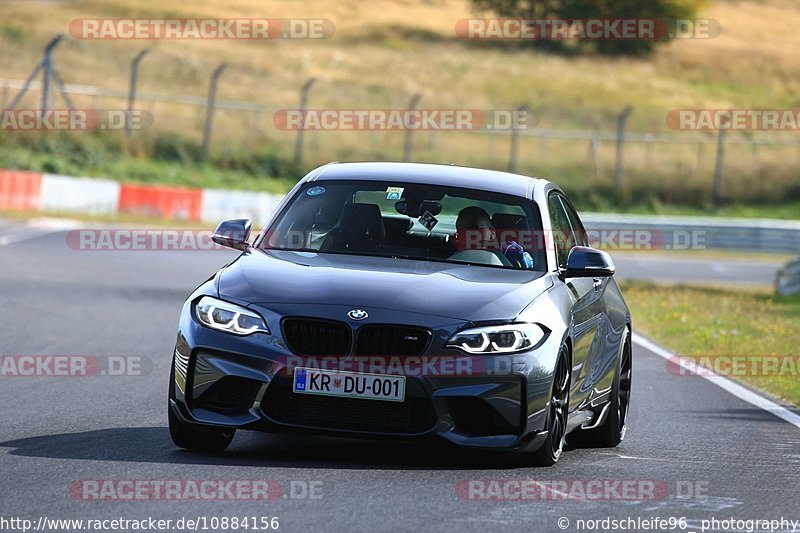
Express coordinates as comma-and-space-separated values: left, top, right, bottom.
3, 35, 800, 204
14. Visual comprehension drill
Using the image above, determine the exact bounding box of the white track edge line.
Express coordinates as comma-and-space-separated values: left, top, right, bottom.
632, 332, 800, 430
0, 228, 47, 246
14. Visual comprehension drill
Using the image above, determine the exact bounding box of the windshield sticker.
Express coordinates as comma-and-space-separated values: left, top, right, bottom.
386, 186, 404, 200
306, 186, 326, 197
418, 211, 438, 231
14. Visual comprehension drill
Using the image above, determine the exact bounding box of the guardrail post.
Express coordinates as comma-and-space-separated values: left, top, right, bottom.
293, 77, 316, 167
202, 63, 227, 160
126, 48, 150, 139
614, 106, 633, 194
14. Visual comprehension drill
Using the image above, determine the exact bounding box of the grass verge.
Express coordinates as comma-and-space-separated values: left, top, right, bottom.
1, 133, 799, 218
621, 281, 800, 407
0, 133, 299, 194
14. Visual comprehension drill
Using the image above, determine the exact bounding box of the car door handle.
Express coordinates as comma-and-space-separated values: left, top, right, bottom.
593, 278, 603, 291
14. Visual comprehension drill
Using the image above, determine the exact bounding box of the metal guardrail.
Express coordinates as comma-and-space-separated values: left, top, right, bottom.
581, 213, 800, 254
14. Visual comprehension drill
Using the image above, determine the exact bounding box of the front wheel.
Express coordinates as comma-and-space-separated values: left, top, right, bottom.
168, 404, 235, 452
529, 346, 571, 466
572, 327, 631, 448
168, 364, 235, 452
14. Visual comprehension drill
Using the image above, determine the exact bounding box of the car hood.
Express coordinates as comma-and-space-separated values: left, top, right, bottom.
217, 249, 553, 322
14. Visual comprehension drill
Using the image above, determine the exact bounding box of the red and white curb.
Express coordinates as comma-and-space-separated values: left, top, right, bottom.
0, 169, 284, 223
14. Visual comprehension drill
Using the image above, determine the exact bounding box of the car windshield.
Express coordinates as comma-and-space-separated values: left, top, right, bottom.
260, 180, 546, 270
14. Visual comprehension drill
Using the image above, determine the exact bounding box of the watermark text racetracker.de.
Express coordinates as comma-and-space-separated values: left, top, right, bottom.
0, 516, 281, 532
273, 108, 532, 131
66, 229, 228, 251
456, 479, 710, 502
69, 18, 335, 40
451, 228, 705, 252
667, 109, 800, 130
0, 355, 150, 377
0, 109, 152, 131
68, 479, 322, 501
455, 18, 721, 41
667, 354, 800, 377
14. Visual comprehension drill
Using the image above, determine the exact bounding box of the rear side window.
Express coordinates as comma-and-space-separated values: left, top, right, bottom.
548, 193, 577, 269
559, 196, 589, 247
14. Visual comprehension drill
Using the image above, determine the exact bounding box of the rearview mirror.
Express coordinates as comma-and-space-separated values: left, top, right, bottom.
562, 246, 615, 278
394, 200, 442, 218
212, 219, 252, 251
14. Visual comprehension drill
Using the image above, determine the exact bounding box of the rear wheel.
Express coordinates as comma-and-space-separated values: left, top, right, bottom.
168, 365, 235, 452
529, 346, 571, 466
572, 327, 631, 448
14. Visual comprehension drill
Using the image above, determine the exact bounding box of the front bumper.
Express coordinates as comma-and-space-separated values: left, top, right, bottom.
170, 299, 561, 452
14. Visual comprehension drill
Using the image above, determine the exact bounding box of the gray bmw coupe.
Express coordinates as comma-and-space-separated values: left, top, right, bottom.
169, 162, 632, 466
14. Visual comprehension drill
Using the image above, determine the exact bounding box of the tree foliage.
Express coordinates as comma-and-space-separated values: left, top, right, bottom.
471, 0, 707, 55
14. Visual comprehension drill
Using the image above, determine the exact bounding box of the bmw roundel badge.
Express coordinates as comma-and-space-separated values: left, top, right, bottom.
347, 309, 368, 321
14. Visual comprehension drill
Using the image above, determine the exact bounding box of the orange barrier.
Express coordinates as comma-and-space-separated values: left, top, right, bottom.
118, 183, 203, 221
0, 170, 43, 211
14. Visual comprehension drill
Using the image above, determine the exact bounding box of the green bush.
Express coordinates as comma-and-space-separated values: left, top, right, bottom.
150, 133, 203, 164
471, 0, 707, 55
0, 130, 299, 192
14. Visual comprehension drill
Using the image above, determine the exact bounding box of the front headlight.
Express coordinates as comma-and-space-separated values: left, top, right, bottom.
195, 296, 270, 336
446, 324, 546, 354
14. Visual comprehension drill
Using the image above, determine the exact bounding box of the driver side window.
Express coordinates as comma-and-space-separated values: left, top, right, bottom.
548, 194, 577, 270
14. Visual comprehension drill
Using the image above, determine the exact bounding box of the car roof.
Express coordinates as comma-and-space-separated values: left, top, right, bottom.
304, 161, 549, 199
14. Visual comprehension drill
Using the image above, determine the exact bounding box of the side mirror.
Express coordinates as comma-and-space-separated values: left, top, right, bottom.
212, 218, 251, 251
562, 246, 615, 278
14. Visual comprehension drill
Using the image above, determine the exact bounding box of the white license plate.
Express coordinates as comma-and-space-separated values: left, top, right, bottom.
292, 367, 406, 402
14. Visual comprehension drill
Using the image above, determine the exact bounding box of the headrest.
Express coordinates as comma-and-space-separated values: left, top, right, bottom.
383, 216, 413, 237
491, 213, 528, 230
338, 203, 385, 248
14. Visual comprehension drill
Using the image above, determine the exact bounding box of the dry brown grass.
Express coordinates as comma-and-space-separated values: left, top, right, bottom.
1, 0, 799, 202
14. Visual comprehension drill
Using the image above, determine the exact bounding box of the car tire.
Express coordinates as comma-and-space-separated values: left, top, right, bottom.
571, 326, 631, 448
528, 345, 571, 466
168, 365, 235, 452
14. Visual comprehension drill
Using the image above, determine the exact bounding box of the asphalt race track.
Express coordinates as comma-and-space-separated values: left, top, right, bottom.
612, 254, 782, 286
1, 221, 798, 532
